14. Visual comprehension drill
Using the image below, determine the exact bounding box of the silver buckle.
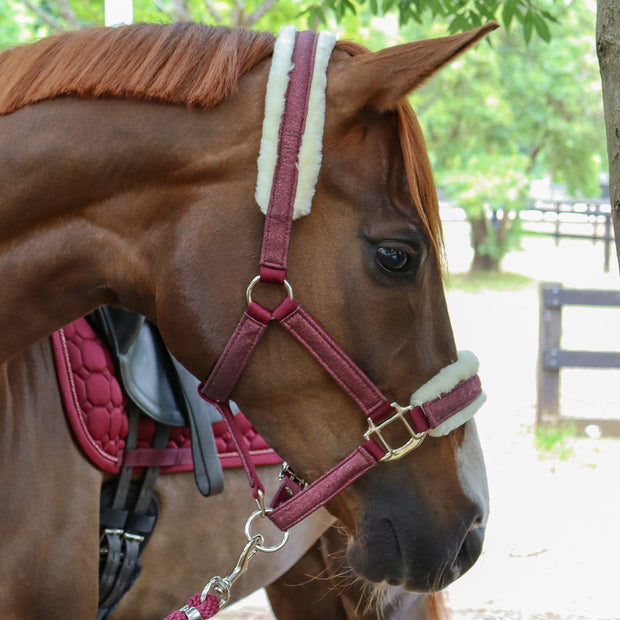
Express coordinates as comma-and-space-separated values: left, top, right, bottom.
364, 402, 427, 462
278, 461, 308, 489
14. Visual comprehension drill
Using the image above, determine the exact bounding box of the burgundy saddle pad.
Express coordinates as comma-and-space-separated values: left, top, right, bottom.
51, 318, 281, 474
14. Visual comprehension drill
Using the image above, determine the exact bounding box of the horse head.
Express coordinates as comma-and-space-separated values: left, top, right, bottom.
0, 22, 495, 596
158, 25, 495, 593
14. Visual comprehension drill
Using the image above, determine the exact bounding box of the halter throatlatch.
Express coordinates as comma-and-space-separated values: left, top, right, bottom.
169, 26, 485, 619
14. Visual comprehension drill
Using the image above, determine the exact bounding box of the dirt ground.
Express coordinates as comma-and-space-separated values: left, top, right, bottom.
219, 225, 620, 620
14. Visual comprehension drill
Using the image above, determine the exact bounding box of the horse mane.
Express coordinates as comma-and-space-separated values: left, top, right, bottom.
0, 23, 276, 113
0, 24, 443, 264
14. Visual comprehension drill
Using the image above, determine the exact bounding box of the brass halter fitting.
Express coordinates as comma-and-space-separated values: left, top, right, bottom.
364, 402, 427, 462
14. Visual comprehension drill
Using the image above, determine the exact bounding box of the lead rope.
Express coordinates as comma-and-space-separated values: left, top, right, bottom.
165, 594, 220, 620
164, 491, 289, 620
165, 594, 219, 620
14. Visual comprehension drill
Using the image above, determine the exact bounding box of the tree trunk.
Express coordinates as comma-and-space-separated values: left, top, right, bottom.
597, 0, 620, 274
471, 252, 500, 271
469, 216, 501, 272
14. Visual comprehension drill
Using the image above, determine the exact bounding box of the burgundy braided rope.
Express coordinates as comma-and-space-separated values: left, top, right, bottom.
164, 593, 219, 620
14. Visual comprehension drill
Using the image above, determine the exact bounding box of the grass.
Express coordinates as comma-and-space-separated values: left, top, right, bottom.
446, 270, 534, 293
534, 422, 578, 461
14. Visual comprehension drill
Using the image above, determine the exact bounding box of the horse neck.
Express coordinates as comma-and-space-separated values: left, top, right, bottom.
0, 96, 261, 364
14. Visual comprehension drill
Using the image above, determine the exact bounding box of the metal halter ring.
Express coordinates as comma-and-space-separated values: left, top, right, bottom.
244, 508, 290, 553
246, 275, 294, 306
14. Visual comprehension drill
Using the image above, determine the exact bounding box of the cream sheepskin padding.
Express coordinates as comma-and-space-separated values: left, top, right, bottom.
408, 350, 487, 437
255, 25, 295, 214
291, 29, 336, 218
255, 26, 337, 220
428, 391, 486, 437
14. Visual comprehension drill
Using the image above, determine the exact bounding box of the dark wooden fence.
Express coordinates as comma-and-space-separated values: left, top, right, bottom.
522, 198, 614, 271
537, 282, 620, 436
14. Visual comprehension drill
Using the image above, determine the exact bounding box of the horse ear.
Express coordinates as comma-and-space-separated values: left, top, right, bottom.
327, 22, 499, 113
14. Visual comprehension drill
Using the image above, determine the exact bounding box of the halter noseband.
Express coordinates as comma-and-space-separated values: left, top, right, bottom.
199, 27, 485, 532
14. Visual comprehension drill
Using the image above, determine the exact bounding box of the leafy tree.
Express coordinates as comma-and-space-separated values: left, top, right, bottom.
0, 3, 26, 44
3, 0, 559, 42
305, 0, 556, 43
408, 1, 606, 271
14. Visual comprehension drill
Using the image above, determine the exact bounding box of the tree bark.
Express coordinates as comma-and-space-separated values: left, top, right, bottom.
469, 216, 500, 271
471, 251, 500, 271
597, 0, 620, 274
21, 0, 68, 32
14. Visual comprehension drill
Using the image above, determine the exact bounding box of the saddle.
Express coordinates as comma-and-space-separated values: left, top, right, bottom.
89, 306, 224, 497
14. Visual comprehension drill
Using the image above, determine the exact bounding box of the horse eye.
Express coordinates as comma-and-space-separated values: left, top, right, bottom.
376, 246, 410, 273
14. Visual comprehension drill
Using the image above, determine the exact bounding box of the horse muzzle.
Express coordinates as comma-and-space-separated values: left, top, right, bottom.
345, 418, 489, 593
347, 492, 487, 592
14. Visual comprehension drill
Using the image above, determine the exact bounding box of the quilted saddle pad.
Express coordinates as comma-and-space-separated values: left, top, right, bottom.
51, 318, 281, 474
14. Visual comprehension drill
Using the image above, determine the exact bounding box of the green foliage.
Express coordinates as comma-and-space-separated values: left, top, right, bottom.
443, 154, 530, 263
407, 0, 606, 270
301, 0, 559, 43
2, 0, 560, 46
1, 0, 305, 43
0, 3, 25, 48
443, 155, 530, 219
535, 423, 577, 460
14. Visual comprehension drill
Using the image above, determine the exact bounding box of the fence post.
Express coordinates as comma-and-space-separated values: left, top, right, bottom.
536, 283, 620, 436
536, 282, 562, 426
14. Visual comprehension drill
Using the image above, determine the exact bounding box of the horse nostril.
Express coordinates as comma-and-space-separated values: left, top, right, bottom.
454, 524, 485, 577
472, 511, 486, 528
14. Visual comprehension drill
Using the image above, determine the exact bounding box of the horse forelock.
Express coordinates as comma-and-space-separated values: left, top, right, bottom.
396, 102, 445, 271
0, 23, 275, 115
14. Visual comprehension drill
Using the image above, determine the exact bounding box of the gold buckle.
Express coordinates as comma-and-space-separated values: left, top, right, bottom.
364, 402, 427, 462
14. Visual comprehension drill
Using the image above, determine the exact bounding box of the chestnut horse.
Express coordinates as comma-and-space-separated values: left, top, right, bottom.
0, 22, 494, 619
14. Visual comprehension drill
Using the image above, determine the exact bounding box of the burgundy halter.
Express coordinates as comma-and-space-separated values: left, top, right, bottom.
167, 26, 484, 620
197, 28, 483, 532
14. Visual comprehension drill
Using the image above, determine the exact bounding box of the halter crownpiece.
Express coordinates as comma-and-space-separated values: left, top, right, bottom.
255, 26, 337, 220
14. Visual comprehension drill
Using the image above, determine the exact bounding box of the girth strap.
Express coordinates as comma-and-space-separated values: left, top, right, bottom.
97, 406, 167, 619
89, 307, 224, 497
